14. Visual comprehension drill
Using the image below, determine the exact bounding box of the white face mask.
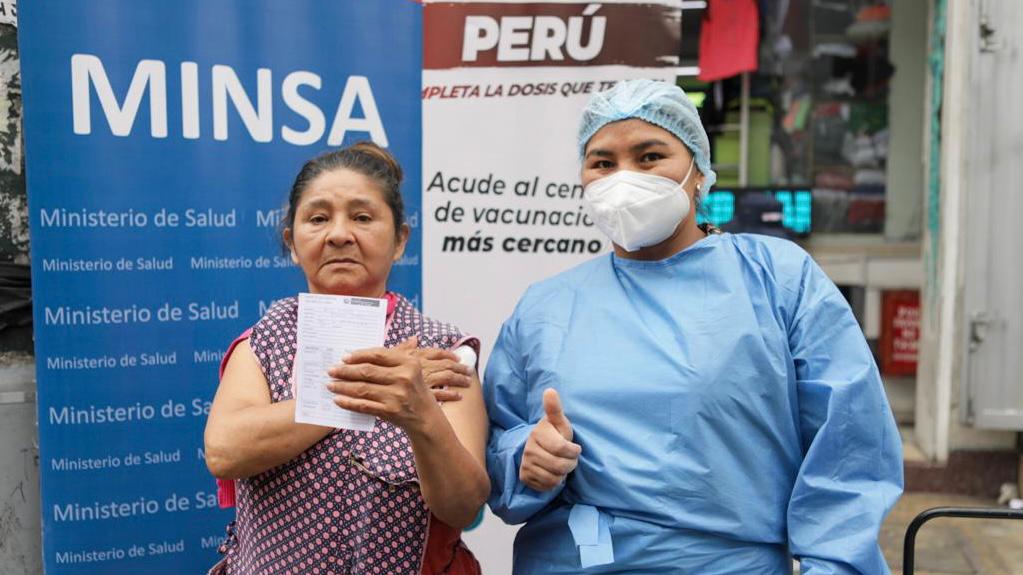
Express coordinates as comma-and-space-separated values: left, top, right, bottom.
582, 161, 695, 252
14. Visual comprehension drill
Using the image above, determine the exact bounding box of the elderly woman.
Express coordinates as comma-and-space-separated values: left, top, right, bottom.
205, 142, 487, 574
485, 79, 903, 574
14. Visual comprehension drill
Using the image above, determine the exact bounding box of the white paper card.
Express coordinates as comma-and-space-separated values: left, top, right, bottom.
294, 293, 387, 430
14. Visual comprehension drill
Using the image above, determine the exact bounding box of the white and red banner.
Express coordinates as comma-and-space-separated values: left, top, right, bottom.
421, 2, 686, 572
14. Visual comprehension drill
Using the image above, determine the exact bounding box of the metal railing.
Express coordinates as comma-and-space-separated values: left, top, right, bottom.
903, 506, 1023, 575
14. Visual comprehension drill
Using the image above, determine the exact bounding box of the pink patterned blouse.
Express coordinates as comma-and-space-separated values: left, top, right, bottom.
212, 294, 480, 575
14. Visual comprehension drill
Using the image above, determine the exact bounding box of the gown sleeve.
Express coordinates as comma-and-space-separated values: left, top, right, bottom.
484, 307, 566, 525
785, 255, 904, 575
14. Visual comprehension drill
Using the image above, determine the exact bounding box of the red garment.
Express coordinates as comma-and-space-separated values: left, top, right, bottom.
698, 0, 760, 82
422, 520, 482, 575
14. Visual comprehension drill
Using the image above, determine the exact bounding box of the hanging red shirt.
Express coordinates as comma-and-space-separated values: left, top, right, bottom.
698, 0, 760, 82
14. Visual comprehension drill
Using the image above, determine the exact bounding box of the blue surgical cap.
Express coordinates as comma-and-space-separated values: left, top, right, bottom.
578, 79, 716, 197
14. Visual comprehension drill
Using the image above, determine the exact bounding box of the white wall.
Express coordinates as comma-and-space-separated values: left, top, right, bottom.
915, 0, 1018, 461
885, 0, 927, 241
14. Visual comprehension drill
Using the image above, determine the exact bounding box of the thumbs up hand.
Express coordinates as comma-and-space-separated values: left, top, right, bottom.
519, 389, 582, 492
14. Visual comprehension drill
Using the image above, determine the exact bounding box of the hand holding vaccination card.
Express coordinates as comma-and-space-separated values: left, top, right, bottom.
294, 293, 387, 431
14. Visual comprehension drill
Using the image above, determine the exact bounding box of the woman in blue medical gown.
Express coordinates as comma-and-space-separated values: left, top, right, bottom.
484, 79, 903, 574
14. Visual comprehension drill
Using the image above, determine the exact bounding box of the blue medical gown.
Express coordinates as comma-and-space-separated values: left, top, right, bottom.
485, 233, 903, 574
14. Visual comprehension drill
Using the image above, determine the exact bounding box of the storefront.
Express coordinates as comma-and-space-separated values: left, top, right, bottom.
675, 0, 926, 433
676, 0, 1021, 468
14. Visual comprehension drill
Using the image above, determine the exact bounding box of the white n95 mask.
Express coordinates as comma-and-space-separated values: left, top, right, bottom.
582, 164, 693, 252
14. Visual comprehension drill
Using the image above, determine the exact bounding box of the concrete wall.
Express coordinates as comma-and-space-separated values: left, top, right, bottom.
916, 0, 1018, 462
0, 20, 41, 575
0, 22, 26, 264
0, 360, 40, 575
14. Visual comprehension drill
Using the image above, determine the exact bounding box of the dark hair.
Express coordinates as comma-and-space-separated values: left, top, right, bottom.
283, 141, 405, 248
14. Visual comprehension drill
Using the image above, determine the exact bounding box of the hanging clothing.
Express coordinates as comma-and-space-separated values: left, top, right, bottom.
212, 293, 480, 575
698, 0, 760, 82
485, 233, 902, 574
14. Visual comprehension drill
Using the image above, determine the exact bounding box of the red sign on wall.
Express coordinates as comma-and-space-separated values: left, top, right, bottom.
880, 290, 920, 376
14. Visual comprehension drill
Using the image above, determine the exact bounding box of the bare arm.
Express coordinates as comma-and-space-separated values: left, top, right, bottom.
329, 346, 490, 529
408, 370, 490, 529
204, 340, 333, 479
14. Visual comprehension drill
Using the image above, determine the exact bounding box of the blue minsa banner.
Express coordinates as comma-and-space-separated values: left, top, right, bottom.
19, 1, 422, 573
